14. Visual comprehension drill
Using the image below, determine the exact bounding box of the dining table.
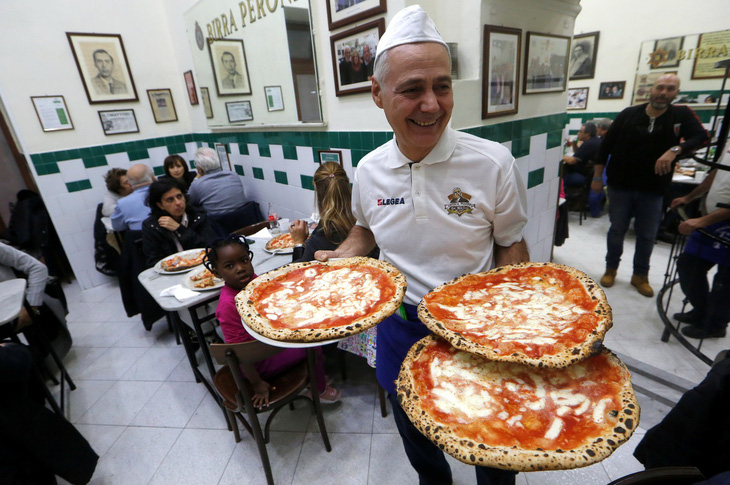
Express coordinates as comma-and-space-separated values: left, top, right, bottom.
137, 230, 291, 399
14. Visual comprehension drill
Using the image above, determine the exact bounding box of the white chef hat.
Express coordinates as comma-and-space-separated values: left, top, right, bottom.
374, 5, 448, 66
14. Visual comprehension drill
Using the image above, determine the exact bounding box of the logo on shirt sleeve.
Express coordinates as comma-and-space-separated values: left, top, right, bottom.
444, 187, 475, 216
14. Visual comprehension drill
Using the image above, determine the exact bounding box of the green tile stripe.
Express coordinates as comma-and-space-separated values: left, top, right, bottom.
65, 179, 92, 192
300, 174, 314, 190
153, 166, 165, 176
527, 168, 544, 189
282, 145, 298, 160
252, 167, 264, 180
274, 170, 288, 185
234, 165, 244, 176
258, 144, 271, 157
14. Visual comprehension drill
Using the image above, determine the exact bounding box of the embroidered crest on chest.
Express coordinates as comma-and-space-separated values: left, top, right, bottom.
444, 187, 475, 216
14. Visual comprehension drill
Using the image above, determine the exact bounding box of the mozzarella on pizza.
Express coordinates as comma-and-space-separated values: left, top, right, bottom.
397, 335, 639, 471
237, 257, 406, 342
265, 233, 295, 251
418, 262, 612, 368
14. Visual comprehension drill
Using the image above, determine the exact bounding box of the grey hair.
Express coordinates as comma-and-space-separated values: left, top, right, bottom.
128, 165, 154, 187
583, 122, 597, 138
373, 43, 451, 88
194, 147, 221, 174
596, 118, 612, 132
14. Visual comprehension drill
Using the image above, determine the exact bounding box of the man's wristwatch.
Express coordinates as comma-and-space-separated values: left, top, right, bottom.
670, 146, 681, 154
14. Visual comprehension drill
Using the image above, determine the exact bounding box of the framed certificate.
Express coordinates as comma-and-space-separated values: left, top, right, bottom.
31, 96, 74, 132
226, 101, 253, 123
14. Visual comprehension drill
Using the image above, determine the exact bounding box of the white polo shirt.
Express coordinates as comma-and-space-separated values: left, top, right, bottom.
352, 127, 528, 305
706, 143, 730, 214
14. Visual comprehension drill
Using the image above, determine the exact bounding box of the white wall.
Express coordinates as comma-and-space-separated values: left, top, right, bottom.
571, 0, 730, 112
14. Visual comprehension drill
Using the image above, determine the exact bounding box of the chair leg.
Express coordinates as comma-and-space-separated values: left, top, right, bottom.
306, 349, 332, 452
166, 313, 180, 345
244, 403, 276, 485
377, 383, 387, 418
226, 408, 241, 442
338, 348, 347, 381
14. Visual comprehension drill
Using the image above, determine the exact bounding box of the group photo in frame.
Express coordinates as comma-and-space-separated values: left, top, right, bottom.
482, 25, 521, 119
209, 39, 252, 96
567, 87, 588, 110
598, 81, 626, 100
98, 109, 139, 135
569, 31, 599, 80
147, 89, 178, 123
200, 87, 213, 119
651, 36, 684, 69
226, 100, 253, 123
330, 18, 385, 97
66, 32, 138, 104
326, 0, 386, 31
523, 32, 570, 94
31, 95, 74, 132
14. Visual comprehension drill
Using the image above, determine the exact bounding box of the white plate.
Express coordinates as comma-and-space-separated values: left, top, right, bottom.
263, 246, 294, 255
240, 318, 343, 348
154, 248, 207, 274
182, 267, 224, 291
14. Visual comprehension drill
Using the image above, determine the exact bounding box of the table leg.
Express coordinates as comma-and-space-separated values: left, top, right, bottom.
170, 312, 201, 384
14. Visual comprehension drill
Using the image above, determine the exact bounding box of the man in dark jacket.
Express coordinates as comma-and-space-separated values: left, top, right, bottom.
592, 73, 709, 297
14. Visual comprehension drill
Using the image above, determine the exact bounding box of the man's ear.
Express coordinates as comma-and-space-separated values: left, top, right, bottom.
372, 79, 383, 108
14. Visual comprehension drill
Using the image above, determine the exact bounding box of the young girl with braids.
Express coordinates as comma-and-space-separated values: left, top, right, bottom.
205, 235, 340, 409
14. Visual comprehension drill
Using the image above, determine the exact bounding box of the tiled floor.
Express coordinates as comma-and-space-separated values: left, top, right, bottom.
53, 210, 724, 484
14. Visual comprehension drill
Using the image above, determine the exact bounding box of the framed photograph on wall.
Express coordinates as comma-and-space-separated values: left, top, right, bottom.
226, 101, 253, 123
482, 25, 521, 119
318, 149, 343, 166
598, 81, 626, 100
147, 89, 178, 123
567, 87, 588, 110
31, 96, 74, 132
184, 70, 199, 105
98, 109, 139, 135
265, 86, 284, 111
200, 87, 213, 118
66, 32, 138, 104
523, 32, 570, 94
569, 31, 599, 80
209, 38, 252, 96
330, 18, 385, 97
214, 143, 232, 171
651, 36, 684, 70
326, 0, 386, 31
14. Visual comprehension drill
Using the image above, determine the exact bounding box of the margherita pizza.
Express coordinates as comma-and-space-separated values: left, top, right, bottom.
397, 335, 639, 471
418, 262, 611, 368
236, 257, 406, 342
265, 233, 296, 251
159, 249, 205, 272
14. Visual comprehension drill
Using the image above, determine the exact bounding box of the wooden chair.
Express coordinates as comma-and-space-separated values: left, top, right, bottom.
209, 341, 331, 485
607, 467, 705, 485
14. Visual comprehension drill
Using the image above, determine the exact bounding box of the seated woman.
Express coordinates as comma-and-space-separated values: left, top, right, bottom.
161, 154, 196, 192
205, 236, 340, 407
141, 179, 218, 268
102, 168, 133, 217
289, 161, 378, 367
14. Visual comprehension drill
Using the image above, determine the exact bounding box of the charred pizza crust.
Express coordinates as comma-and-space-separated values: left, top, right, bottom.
418, 262, 612, 368
236, 257, 406, 342
397, 335, 639, 472
265, 233, 295, 251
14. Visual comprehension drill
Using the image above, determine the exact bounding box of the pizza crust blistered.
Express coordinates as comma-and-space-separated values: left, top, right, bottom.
418, 262, 613, 368
236, 257, 406, 343
397, 336, 640, 472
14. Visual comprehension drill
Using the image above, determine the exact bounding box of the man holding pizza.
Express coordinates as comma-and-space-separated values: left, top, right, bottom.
316, 6, 529, 484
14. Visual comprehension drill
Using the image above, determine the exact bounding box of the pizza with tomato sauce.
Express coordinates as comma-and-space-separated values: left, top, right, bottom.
236, 257, 406, 342
418, 262, 611, 368
265, 233, 296, 252
397, 335, 639, 471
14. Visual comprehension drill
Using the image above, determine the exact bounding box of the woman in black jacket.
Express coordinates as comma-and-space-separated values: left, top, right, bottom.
141, 179, 217, 268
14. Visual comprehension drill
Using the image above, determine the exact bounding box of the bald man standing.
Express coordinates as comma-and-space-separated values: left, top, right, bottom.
111, 164, 156, 232
592, 74, 709, 297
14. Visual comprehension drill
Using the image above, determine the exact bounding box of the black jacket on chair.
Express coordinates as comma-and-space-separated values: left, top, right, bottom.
118, 230, 165, 330
141, 207, 218, 269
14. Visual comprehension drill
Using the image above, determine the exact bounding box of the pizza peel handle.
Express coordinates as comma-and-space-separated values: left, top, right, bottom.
235, 257, 407, 343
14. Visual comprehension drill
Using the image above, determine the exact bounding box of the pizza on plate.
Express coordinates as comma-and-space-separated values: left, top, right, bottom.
397, 335, 639, 471
418, 262, 611, 368
236, 257, 406, 342
188, 268, 221, 289
265, 233, 296, 251
159, 250, 205, 272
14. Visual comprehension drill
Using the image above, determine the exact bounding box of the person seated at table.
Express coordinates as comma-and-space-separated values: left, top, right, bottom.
141, 179, 218, 268
187, 147, 248, 217
204, 235, 340, 408
161, 154, 196, 192
102, 168, 133, 217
